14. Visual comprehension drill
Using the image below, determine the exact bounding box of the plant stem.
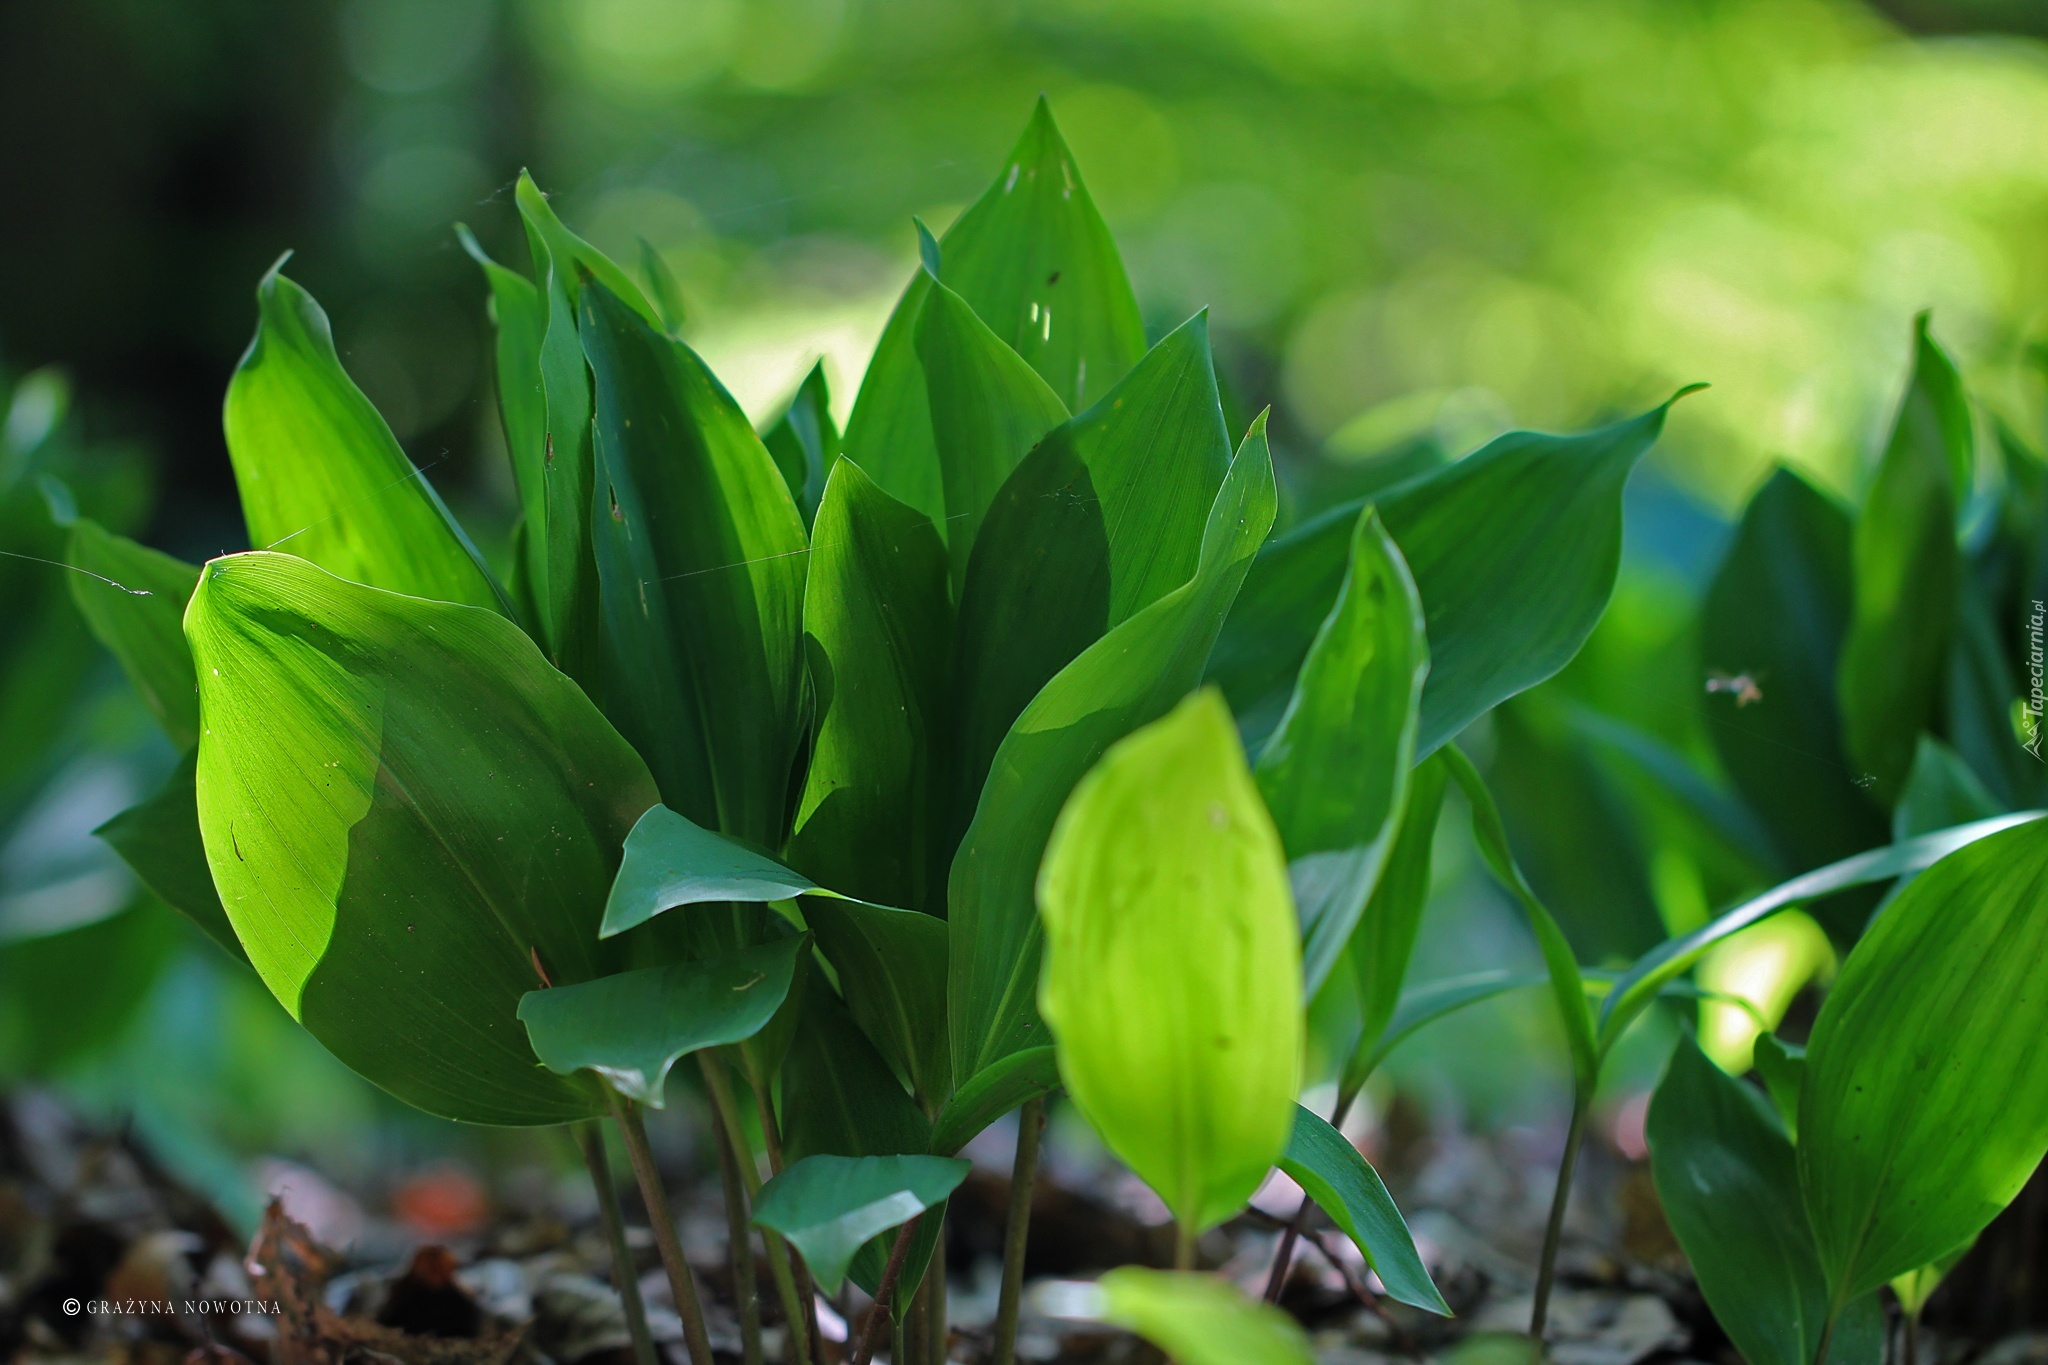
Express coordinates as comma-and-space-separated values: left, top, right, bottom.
574, 1122, 659, 1365
749, 1070, 822, 1365
606, 1088, 716, 1365
1530, 1088, 1592, 1339
991, 1096, 1044, 1365
703, 1086, 763, 1365
1264, 1083, 1361, 1303
1815, 1309, 1839, 1365
699, 1051, 813, 1365
1174, 1221, 1197, 1272
1903, 1313, 1919, 1365
924, 1209, 948, 1365
852, 1215, 922, 1365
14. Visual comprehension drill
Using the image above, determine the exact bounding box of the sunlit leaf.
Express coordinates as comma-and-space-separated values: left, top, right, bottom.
1214, 395, 1692, 756
750, 1153, 969, 1295
1647, 1037, 1883, 1365
950, 421, 1275, 1087
63, 519, 199, 748
1037, 689, 1300, 1233
1800, 817, 2048, 1304
581, 281, 809, 847
1255, 508, 1426, 999
457, 225, 550, 623
517, 935, 804, 1105
514, 171, 658, 326
1277, 1105, 1446, 1314
223, 263, 504, 613
788, 458, 952, 911
841, 97, 1145, 528
1086, 1268, 1313, 1365
185, 551, 657, 1124
1838, 316, 1968, 804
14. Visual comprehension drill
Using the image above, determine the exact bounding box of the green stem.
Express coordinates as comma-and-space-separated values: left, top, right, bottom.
749, 1070, 822, 1365
1530, 1088, 1592, 1339
1174, 1222, 1197, 1273
699, 1050, 813, 1365
701, 1074, 763, 1365
605, 1088, 716, 1365
852, 1215, 922, 1365
1264, 1082, 1361, 1303
991, 1096, 1044, 1365
1902, 1312, 1917, 1365
924, 1209, 949, 1365
1816, 1309, 1839, 1365
574, 1122, 658, 1365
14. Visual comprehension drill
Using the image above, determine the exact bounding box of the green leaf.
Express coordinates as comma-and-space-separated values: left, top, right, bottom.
514, 172, 659, 327
750, 1153, 969, 1295
1891, 1238, 1973, 1319
516, 936, 804, 1105
1701, 467, 1884, 875
529, 225, 603, 683
601, 804, 815, 938
639, 238, 687, 336
1090, 1268, 1314, 1365
63, 519, 200, 748
1647, 1036, 1884, 1365
185, 551, 658, 1124
1838, 316, 1968, 804
762, 361, 837, 527
1213, 395, 1691, 757
1892, 735, 2001, 841
581, 281, 809, 846
1566, 706, 1781, 882
1799, 817, 2048, 1305
1037, 689, 1301, 1234
840, 97, 1145, 527
949, 315, 1234, 823
94, 751, 243, 963
914, 269, 1070, 587
223, 263, 505, 613
928, 1045, 1060, 1156
802, 896, 949, 1113
1442, 745, 1596, 1090
1277, 1105, 1447, 1314
950, 420, 1277, 1086
1751, 1032, 1805, 1139
1255, 508, 1427, 999
1597, 812, 2041, 1057
1342, 757, 1452, 1085
787, 458, 952, 911
457, 225, 550, 622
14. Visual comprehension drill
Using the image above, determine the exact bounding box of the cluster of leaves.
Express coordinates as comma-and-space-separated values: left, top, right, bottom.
51, 98, 2048, 1364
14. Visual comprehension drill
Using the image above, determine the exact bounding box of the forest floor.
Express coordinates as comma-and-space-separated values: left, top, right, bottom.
2, 1089, 2042, 1365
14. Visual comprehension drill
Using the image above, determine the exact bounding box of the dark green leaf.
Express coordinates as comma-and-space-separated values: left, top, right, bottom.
787, 458, 952, 911
914, 270, 1069, 589
1838, 316, 1967, 804
1343, 756, 1451, 1083
515, 172, 659, 326
949, 315, 1234, 825
1255, 508, 1427, 998
94, 750, 243, 963
1278, 1105, 1447, 1315
927, 1045, 1059, 1156
762, 361, 837, 527
186, 551, 658, 1124
223, 263, 505, 613
1701, 467, 1884, 875
802, 896, 949, 1113
528, 224, 603, 683
1647, 1036, 1882, 1365
1892, 735, 2001, 842
750, 1153, 969, 1295
0, 899, 182, 1076
1800, 817, 2048, 1304
517, 936, 804, 1105
639, 238, 687, 336
1442, 745, 1596, 1089
1567, 706, 1781, 881
64, 519, 200, 748
602, 804, 816, 939
1751, 1032, 1804, 1139
840, 98, 1145, 527
949, 418, 1276, 1088
581, 282, 809, 846
1597, 812, 2040, 1057
1213, 396, 1692, 757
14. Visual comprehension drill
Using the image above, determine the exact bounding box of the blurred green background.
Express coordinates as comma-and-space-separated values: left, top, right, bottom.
5, 0, 2048, 1222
